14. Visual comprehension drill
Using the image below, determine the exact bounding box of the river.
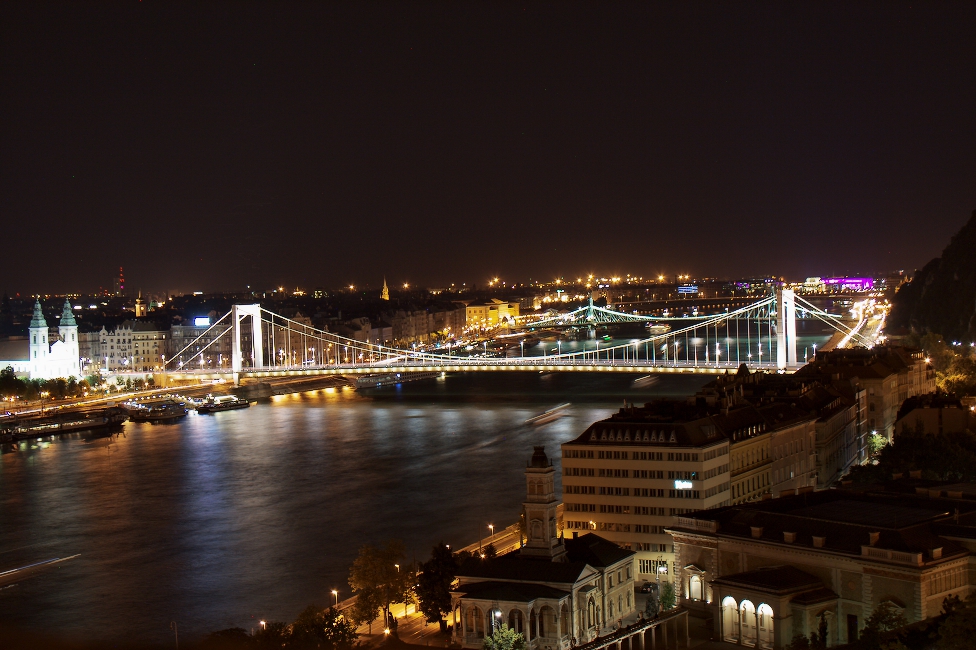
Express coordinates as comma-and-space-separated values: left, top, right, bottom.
0, 371, 719, 645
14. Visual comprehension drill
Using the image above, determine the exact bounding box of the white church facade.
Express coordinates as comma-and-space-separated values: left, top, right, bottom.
0, 300, 81, 380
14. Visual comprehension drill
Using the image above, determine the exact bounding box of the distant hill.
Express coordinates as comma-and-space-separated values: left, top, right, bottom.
889, 209, 976, 341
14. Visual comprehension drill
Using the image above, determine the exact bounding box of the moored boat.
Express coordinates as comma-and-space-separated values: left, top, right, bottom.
196, 395, 251, 413
0, 407, 127, 442
126, 399, 188, 423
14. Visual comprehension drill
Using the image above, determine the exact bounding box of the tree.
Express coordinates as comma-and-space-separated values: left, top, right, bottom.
483, 624, 525, 650
482, 543, 497, 560
659, 582, 676, 611
811, 612, 829, 650
787, 633, 811, 650
348, 540, 415, 629
349, 587, 382, 633
415, 543, 459, 632
199, 627, 251, 649
937, 594, 976, 649
290, 605, 358, 650
857, 602, 908, 649
644, 592, 659, 618
251, 621, 290, 649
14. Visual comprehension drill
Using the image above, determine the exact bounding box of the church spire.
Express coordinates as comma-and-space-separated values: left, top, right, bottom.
381, 277, 390, 301
30, 299, 47, 329
60, 299, 77, 327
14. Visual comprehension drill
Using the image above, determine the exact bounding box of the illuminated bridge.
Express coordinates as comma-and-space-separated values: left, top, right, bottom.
162, 291, 873, 385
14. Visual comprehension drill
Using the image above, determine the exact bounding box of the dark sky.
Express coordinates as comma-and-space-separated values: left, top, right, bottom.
3, 2, 975, 295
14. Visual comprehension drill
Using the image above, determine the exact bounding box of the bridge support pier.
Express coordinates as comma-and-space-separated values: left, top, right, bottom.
776, 288, 797, 369
231, 304, 264, 384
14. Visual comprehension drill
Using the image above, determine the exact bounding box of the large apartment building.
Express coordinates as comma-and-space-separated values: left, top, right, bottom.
560, 397, 820, 585
796, 346, 935, 442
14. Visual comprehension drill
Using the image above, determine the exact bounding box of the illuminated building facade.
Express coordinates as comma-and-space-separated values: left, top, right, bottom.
451, 446, 638, 649
560, 401, 819, 584
465, 299, 520, 328
0, 300, 81, 379
667, 483, 976, 647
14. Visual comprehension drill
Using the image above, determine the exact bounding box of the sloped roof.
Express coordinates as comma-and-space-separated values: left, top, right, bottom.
711, 566, 822, 594
564, 533, 635, 568
668, 489, 975, 560
455, 580, 570, 603
457, 555, 590, 585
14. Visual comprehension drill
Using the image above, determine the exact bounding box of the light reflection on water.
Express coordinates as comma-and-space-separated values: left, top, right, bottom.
0, 372, 709, 644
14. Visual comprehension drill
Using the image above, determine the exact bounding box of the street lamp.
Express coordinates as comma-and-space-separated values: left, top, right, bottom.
332, 590, 339, 606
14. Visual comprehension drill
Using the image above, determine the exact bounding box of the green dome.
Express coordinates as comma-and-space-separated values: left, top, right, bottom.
60, 299, 77, 327
29, 299, 47, 329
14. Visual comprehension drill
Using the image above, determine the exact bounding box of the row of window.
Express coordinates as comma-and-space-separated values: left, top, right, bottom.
703, 446, 730, 460
705, 482, 730, 498
703, 464, 730, 479
638, 558, 672, 573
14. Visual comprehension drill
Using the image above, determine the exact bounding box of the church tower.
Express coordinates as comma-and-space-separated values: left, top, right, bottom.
29, 299, 49, 374
522, 446, 566, 561
58, 299, 80, 377
135, 291, 147, 317
381, 277, 390, 301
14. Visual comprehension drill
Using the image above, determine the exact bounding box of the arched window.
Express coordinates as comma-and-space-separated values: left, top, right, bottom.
740, 600, 757, 646
757, 604, 774, 649
722, 597, 739, 643
508, 609, 524, 634
466, 606, 485, 639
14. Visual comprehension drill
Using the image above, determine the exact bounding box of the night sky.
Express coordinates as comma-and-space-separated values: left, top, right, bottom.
2, 2, 975, 295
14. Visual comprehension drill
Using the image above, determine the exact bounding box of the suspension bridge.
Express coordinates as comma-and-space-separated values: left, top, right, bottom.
162, 290, 874, 385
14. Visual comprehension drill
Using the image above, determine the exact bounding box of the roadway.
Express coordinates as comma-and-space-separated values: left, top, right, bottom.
163, 359, 795, 384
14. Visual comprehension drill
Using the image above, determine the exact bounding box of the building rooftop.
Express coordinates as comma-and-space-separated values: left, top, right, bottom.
711, 565, 823, 594
668, 488, 976, 562
454, 580, 570, 603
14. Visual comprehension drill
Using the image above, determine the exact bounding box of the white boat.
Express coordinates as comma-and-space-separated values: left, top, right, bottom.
197, 395, 251, 413
632, 375, 659, 388
525, 403, 571, 425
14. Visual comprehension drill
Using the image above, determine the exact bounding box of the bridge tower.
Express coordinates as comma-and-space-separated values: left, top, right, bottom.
231, 304, 264, 382
776, 288, 798, 368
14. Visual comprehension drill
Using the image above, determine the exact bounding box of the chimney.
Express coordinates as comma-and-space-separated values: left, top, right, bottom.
751, 526, 763, 538
783, 532, 797, 543
812, 536, 826, 548
930, 547, 943, 560
868, 532, 880, 546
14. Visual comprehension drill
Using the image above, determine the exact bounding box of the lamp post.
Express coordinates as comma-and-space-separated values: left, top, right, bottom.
332, 590, 339, 607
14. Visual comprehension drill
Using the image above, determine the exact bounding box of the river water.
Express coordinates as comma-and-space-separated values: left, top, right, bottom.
1, 372, 715, 645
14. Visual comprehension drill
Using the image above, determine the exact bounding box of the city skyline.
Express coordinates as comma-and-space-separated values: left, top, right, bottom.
2, 3, 975, 294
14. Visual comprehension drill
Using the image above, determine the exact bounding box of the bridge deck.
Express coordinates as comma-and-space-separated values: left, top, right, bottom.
163, 360, 797, 382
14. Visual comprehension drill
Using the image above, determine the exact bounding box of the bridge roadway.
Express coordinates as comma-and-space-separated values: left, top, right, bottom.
163, 358, 797, 383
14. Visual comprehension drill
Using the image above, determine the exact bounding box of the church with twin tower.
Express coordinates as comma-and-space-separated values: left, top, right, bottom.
27, 299, 81, 379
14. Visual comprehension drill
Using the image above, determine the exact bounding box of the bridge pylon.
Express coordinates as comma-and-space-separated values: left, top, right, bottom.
776, 288, 798, 369
231, 304, 263, 382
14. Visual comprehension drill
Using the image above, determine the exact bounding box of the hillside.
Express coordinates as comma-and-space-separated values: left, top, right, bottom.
889, 209, 976, 341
